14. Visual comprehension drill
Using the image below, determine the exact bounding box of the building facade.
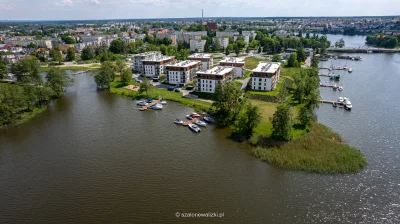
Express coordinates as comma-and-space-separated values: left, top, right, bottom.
132, 51, 162, 74
142, 56, 175, 77
165, 60, 201, 85
219, 38, 229, 49
189, 39, 206, 52
216, 30, 239, 38
196, 66, 234, 93
188, 53, 213, 71
219, 57, 245, 78
251, 62, 281, 91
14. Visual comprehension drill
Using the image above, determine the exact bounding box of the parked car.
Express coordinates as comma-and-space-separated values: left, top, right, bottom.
152, 76, 159, 82
174, 88, 182, 92
167, 87, 175, 91
186, 85, 194, 90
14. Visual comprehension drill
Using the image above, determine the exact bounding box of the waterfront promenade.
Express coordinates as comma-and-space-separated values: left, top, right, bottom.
327, 47, 400, 53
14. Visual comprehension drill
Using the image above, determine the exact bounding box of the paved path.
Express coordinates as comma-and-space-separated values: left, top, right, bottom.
236, 77, 251, 93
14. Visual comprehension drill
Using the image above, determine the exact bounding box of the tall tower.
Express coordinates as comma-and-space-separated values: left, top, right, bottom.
202, 9, 204, 24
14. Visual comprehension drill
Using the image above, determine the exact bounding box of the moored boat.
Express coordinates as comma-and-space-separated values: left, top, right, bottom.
345, 101, 353, 110
174, 119, 184, 125
186, 115, 193, 120
137, 101, 148, 106
150, 103, 163, 110
191, 112, 201, 118
348, 68, 353, 73
188, 124, 201, 133
203, 116, 215, 123
338, 97, 344, 103
338, 86, 343, 91
195, 120, 207, 127
159, 100, 167, 105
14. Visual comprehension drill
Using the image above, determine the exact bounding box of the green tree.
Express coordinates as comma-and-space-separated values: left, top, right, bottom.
234, 44, 240, 56
296, 47, 306, 62
53, 50, 63, 65
212, 80, 244, 126
271, 103, 293, 141
225, 47, 230, 55
287, 52, 299, 67
46, 68, 74, 97
11, 56, 41, 84
0, 58, 7, 79
139, 77, 152, 97
234, 102, 261, 137
311, 55, 319, 69
66, 48, 75, 61
61, 36, 76, 44
94, 61, 117, 89
81, 46, 96, 60
272, 54, 281, 62
213, 37, 221, 51
299, 106, 313, 127
236, 40, 246, 49
120, 68, 132, 86
335, 38, 345, 48
115, 59, 126, 73
109, 39, 126, 54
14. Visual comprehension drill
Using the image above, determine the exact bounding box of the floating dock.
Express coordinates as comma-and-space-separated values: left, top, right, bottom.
183, 118, 199, 126
139, 100, 159, 111
319, 67, 347, 71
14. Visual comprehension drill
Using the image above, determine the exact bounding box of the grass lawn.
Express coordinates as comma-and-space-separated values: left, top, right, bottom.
252, 122, 366, 173
281, 67, 304, 79
246, 78, 284, 97
191, 91, 214, 100
245, 57, 266, 70
39, 66, 94, 72
109, 78, 212, 112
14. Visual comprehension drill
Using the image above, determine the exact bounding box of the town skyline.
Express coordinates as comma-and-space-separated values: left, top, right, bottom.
0, 0, 399, 20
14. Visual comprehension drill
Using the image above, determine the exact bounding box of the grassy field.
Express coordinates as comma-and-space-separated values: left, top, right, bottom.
245, 57, 266, 70
252, 122, 366, 173
39, 66, 94, 73
281, 67, 303, 79
109, 78, 212, 112
246, 78, 284, 97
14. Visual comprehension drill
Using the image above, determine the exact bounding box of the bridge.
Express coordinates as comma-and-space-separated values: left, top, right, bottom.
327, 47, 400, 53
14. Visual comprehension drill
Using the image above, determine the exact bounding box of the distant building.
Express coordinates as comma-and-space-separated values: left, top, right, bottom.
274, 30, 288, 37
251, 62, 281, 91
216, 30, 239, 38
165, 60, 201, 85
206, 22, 218, 32
219, 57, 245, 78
132, 51, 162, 74
142, 56, 175, 77
218, 38, 229, 49
196, 66, 234, 93
188, 53, 213, 71
242, 30, 257, 40
190, 39, 207, 52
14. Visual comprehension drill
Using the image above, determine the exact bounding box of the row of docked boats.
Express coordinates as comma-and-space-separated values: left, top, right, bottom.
136, 98, 167, 110
173, 112, 216, 133
73, 71, 87, 75
333, 97, 352, 110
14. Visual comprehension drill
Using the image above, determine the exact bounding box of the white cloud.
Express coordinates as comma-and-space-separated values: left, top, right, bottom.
0, 4, 16, 10
88, 0, 100, 4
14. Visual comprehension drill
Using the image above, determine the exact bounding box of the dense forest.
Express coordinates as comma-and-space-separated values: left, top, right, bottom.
366, 35, 399, 48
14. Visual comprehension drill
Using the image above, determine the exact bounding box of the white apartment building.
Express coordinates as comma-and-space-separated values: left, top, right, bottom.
219, 57, 245, 78
142, 56, 175, 77
274, 30, 288, 37
132, 51, 162, 74
196, 66, 234, 93
242, 30, 257, 40
251, 62, 281, 91
165, 60, 201, 85
188, 53, 213, 71
190, 39, 206, 53
216, 30, 239, 38
218, 38, 229, 49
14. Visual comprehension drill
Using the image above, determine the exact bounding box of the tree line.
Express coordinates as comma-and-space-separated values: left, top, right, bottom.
366, 35, 399, 48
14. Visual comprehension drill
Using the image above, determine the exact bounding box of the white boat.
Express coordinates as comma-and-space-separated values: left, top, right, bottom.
195, 120, 207, 127
343, 97, 349, 102
150, 103, 163, 110
137, 101, 148, 106
345, 101, 353, 110
159, 100, 167, 105
333, 83, 338, 91
174, 119, 184, 125
338, 97, 344, 103
367, 50, 373, 53
348, 68, 353, 73
188, 124, 201, 133
186, 115, 193, 120
203, 117, 215, 123
338, 86, 343, 91
191, 112, 201, 118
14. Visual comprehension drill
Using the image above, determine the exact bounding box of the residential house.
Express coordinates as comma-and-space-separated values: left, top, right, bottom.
219, 57, 245, 78
250, 62, 281, 91
188, 53, 213, 71
142, 56, 175, 77
132, 51, 162, 74
196, 66, 234, 93
165, 60, 201, 85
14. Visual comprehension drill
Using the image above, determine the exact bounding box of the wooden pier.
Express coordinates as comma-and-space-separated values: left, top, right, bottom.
319, 67, 347, 71
139, 100, 159, 111
319, 74, 330, 77
320, 83, 343, 89
183, 118, 199, 126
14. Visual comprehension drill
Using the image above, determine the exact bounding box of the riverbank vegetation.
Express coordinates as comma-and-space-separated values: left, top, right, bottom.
0, 56, 73, 128
366, 34, 399, 48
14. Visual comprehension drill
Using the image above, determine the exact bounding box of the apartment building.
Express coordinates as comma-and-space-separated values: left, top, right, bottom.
165, 60, 201, 85
219, 57, 245, 78
132, 51, 162, 74
189, 39, 206, 52
218, 37, 229, 49
242, 30, 257, 40
196, 66, 234, 93
142, 56, 175, 77
251, 62, 281, 91
188, 53, 213, 71
216, 30, 239, 38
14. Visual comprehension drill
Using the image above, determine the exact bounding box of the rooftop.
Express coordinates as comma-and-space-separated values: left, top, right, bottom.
197, 66, 233, 76
141, 56, 174, 62
134, 51, 161, 57
219, 57, 245, 64
166, 60, 200, 67
252, 62, 281, 73
188, 53, 213, 59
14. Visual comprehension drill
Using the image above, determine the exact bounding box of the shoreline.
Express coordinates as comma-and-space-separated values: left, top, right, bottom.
109, 78, 366, 174
0, 105, 48, 130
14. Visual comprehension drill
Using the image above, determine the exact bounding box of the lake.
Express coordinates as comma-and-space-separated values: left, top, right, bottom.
1, 35, 400, 223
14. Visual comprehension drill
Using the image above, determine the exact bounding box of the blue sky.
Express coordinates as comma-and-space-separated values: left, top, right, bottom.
0, 0, 399, 20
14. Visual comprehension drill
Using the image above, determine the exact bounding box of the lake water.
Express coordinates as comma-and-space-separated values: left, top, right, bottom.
1, 35, 400, 223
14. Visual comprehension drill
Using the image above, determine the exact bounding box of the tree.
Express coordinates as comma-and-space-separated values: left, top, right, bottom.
234, 102, 261, 137
11, 56, 41, 84
299, 106, 313, 127
287, 52, 299, 67
46, 68, 74, 97
213, 37, 221, 51
53, 50, 63, 65
27, 42, 38, 49
81, 46, 96, 61
311, 55, 319, 69
120, 68, 132, 86
109, 39, 126, 54
225, 47, 230, 56
234, 44, 240, 56
61, 35, 76, 44
236, 40, 246, 49
296, 47, 306, 62
139, 77, 152, 97
0, 58, 7, 79
271, 104, 293, 141
335, 38, 345, 48
66, 48, 75, 62
115, 59, 126, 73
272, 54, 281, 62
212, 80, 244, 126
94, 61, 117, 89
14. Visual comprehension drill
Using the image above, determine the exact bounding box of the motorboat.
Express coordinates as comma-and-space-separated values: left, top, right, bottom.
338, 97, 344, 103
348, 68, 353, 73
188, 124, 201, 133
174, 119, 184, 125
191, 112, 201, 118
137, 101, 148, 106
338, 86, 343, 91
345, 101, 353, 110
159, 100, 167, 105
195, 120, 207, 127
150, 103, 163, 110
146, 98, 153, 103
203, 117, 215, 123
329, 73, 340, 81
343, 97, 349, 102
332, 102, 338, 107
333, 84, 338, 90
186, 115, 193, 120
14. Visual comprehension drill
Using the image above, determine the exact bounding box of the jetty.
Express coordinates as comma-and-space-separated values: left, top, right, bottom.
327, 47, 400, 53
319, 66, 347, 71
139, 100, 159, 111
318, 55, 363, 61
320, 83, 342, 88
183, 118, 199, 126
